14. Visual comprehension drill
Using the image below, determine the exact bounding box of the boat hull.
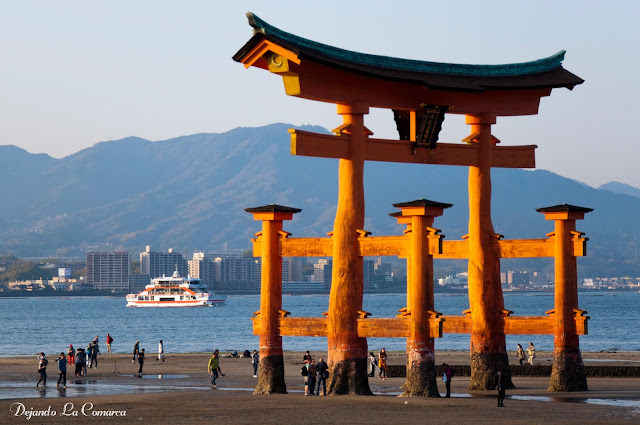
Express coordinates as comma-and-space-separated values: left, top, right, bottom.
126, 300, 214, 307
125, 295, 226, 307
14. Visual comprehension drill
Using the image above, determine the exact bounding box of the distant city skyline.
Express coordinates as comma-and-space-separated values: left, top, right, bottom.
1, 1, 638, 188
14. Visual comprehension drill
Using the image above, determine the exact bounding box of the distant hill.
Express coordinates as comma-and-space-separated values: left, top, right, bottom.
599, 181, 640, 199
1, 123, 639, 278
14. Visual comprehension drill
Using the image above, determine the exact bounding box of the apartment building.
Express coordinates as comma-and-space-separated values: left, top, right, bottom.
86, 251, 130, 291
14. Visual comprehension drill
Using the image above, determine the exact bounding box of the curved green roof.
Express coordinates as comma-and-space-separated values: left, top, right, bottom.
248, 13, 566, 78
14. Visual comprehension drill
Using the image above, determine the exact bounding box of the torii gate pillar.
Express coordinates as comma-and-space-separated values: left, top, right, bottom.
395, 200, 450, 397
327, 103, 372, 395
539, 205, 592, 392
465, 114, 511, 389
246, 204, 301, 395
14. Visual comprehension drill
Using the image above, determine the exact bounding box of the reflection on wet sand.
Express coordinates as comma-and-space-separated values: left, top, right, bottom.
0, 380, 208, 400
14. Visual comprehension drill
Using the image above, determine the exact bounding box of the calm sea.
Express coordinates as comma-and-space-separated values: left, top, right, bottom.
0, 292, 637, 356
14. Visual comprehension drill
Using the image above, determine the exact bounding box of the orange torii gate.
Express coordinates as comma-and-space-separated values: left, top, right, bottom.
234, 13, 587, 395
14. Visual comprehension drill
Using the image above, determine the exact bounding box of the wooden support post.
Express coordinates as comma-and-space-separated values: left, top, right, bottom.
538, 204, 592, 392
245, 204, 300, 394
327, 103, 372, 395
389, 211, 413, 328
395, 200, 451, 397
465, 114, 512, 390
390, 211, 414, 372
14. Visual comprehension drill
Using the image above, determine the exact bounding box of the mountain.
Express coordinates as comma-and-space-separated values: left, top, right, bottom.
598, 181, 640, 199
1, 123, 639, 277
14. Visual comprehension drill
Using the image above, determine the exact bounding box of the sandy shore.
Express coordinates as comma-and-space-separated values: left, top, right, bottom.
1, 351, 639, 424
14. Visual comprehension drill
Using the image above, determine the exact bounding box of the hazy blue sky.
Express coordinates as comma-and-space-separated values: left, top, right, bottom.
1, 1, 638, 187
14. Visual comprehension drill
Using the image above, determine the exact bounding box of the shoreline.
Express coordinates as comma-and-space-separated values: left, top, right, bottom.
1, 352, 639, 424
1, 287, 639, 298
2, 349, 640, 359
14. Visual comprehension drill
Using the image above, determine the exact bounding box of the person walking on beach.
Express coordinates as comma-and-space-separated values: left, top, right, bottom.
137, 348, 145, 374
367, 352, 376, 377
496, 370, 506, 407
251, 349, 259, 377
106, 334, 113, 355
516, 344, 526, 365
315, 357, 328, 396
442, 363, 453, 398
527, 342, 536, 365
378, 348, 387, 380
208, 350, 224, 387
36, 352, 48, 387
67, 344, 75, 366
132, 340, 139, 363
56, 353, 67, 388
157, 340, 164, 362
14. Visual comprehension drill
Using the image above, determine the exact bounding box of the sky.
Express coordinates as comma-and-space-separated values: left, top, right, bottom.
1, 1, 638, 188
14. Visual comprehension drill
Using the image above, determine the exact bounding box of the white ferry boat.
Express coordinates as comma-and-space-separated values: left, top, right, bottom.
126, 270, 226, 307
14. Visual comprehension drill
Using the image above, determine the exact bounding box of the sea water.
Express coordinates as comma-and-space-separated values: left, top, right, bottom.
0, 292, 637, 356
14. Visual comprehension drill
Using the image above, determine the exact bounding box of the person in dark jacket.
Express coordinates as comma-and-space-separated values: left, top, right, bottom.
90, 342, 99, 368
36, 353, 48, 387
74, 349, 84, 377
496, 370, 506, 407
315, 357, 328, 396
137, 348, 145, 374
56, 353, 67, 388
306, 358, 317, 396
442, 363, 453, 398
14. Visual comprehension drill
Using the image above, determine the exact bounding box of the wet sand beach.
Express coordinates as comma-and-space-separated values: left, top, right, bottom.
1, 351, 639, 424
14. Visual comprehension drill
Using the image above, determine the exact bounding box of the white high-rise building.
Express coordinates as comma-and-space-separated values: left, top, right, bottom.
189, 252, 219, 287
